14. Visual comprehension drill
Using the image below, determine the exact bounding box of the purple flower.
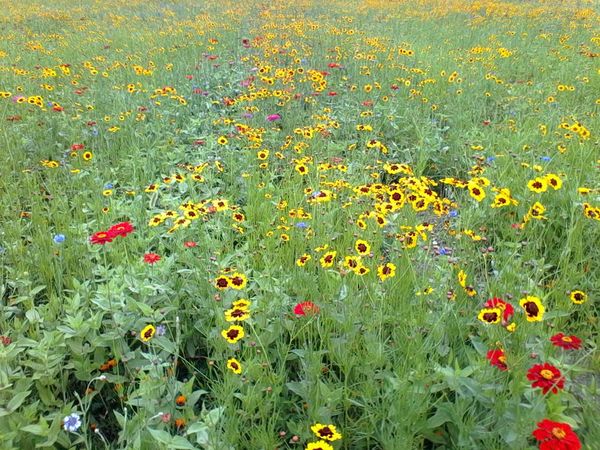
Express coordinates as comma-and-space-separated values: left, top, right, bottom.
156, 324, 166, 336
266, 114, 281, 122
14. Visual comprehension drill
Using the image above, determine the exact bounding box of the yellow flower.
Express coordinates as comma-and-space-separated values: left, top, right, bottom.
519, 296, 545, 322
377, 263, 396, 281
310, 423, 342, 442
319, 251, 336, 268
306, 442, 333, 450
569, 290, 587, 304
527, 177, 547, 193
217, 136, 228, 145
354, 239, 371, 255
221, 325, 244, 344
140, 324, 156, 342
226, 358, 242, 374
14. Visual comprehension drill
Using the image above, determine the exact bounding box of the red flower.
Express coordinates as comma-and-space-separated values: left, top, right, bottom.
143, 253, 161, 264
486, 349, 508, 371
527, 363, 565, 394
550, 333, 582, 350
293, 301, 319, 316
532, 419, 581, 450
484, 297, 514, 322
184, 241, 197, 248
71, 144, 84, 151
90, 231, 114, 245
108, 221, 134, 238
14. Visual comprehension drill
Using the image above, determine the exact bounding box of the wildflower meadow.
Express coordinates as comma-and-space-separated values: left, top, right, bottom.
0, 0, 599, 449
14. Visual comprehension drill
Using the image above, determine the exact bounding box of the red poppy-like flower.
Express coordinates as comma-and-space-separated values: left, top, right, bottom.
90, 231, 114, 245
550, 333, 582, 350
293, 301, 319, 316
484, 297, 514, 322
184, 241, 197, 248
527, 363, 565, 394
71, 144, 85, 151
143, 253, 161, 264
532, 419, 581, 450
486, 349, 508, 371
108, 221, 134, 238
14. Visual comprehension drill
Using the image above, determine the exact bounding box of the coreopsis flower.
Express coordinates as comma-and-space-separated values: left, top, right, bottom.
232, 299, 251, 310
221, 325, 244, 344
140, 325, 156, 342
527, 363, 565, 394
294, 301, 319, 316
226, 357, 242, 374
532, 419, 581, 450
527, 177, 548, 193
520, 296, 545, 322
319, 251, 336, 268
214, 275, 231, 290
229, 273, 248, 290
354, 239, 371, 255
550, 333, 582, 350
377, 262, 396, 281
310, 423, 342, 441
478, 308, 502, 324
486, 349, 508, 371
305, 442, 333, 450
569, 290, 587, 304
224, 307, 250, 322
296, 254, 311, 266
484, 297, 514, 322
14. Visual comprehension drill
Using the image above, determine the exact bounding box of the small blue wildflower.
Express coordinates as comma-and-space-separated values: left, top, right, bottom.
53, 234, 65, 244
310, 191, 322, 198
486, 156, 495, 163
295, 222, 308, 229
540, 156, 551, 162
63, 413, 82, 433
156, 324, 166, 336
449, 210, 458, 218
104, 183, 114, 189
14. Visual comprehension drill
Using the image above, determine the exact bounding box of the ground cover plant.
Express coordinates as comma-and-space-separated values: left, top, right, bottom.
0, 0, 599, 448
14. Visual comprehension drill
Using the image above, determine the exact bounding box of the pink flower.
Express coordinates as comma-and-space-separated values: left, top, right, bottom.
266, 114, 281, 122
143, 253, 161, 264
184, 241, 197, 248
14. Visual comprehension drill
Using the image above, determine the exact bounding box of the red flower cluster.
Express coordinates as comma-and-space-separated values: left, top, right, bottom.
90, 221, 134, 245
527, 363, 565, 394
532, 419, 581, 450
550, 333, 582, 350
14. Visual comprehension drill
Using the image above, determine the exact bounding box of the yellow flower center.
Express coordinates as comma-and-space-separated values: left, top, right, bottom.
562, 336, 572, 343
540, 369, 554, 380
551, 427, 566, 439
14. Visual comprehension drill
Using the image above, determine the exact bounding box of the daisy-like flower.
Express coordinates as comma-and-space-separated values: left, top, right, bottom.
520, 296, 545, 322
214, 275, 231, 290
377, 262, 396, 281
319, 251, 336, 268
108, 221, 134, 238
550, 333, 582, 350
90, 231, 113, 245
226, 357, 242, 374
63, 413, 82, 433
477, 307, 502, 324
232, 299, 251, 310
484, 297, 514, 322
310, 423, 342, 441
229, 273, 248, 290
305, 441, 334, 450
532, 419, 581, 450
143, 252, 161, 264
467, 181, 486, 202
221, 325, 245, 344
296, 254, 311, 266
224, 307, 250, 322
569, 290, 587, 304
354, 239, 371, 255
527, 177, 548, 193
140, 324, 156, 342
486, 349, 508, 371
527, 363, 565, 394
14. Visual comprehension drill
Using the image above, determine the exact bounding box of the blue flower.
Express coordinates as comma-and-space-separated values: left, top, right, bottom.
63, 413, 82, 433
156, 324, 167, 336
104, 183, 114, 189
540, 156, 551, 162
295, 222, 308, 229
53, 234, 65, 244
449, 210, 458, 218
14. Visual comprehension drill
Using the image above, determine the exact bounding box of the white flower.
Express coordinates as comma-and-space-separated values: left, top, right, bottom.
63, 413, 82, 432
